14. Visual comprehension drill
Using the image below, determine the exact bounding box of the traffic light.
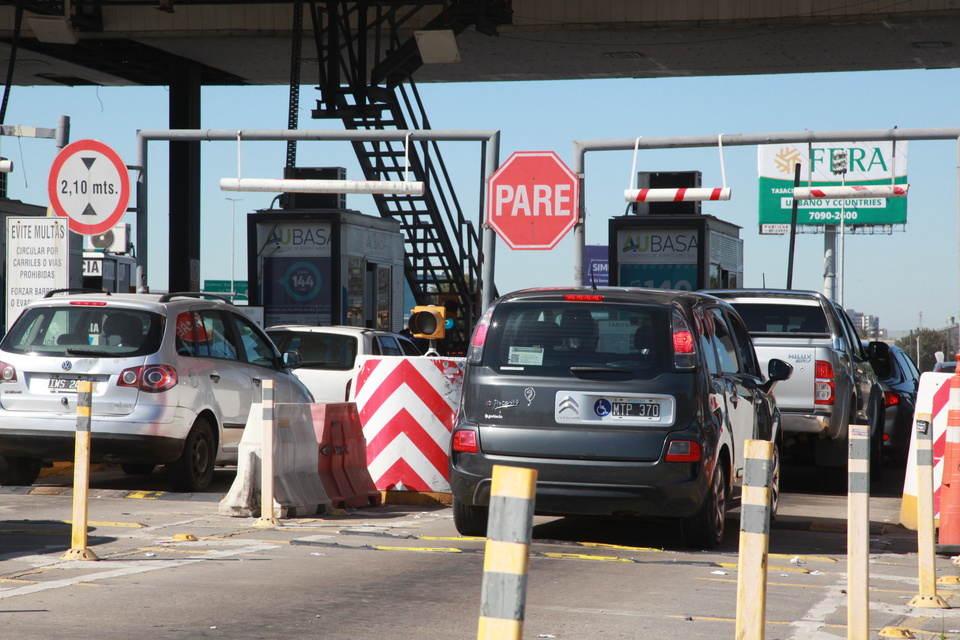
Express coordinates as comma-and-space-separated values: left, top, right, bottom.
409, 305, 446, 339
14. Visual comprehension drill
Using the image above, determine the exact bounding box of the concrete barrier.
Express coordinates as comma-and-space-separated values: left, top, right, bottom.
311, 402, 381, 508
219, 402, 332, 519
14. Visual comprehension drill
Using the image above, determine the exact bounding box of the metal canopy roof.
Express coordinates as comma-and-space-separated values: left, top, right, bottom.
0, 1, 958, 87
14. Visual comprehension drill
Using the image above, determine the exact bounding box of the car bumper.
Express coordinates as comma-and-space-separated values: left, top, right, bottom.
0, 405, 200, 464
449, 450, 712, 519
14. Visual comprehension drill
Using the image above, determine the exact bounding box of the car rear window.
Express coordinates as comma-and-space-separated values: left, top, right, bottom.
727, 302, 829, 335
482, 301, 671, 378
268, 331, 358, 370
2, 306, 163, 357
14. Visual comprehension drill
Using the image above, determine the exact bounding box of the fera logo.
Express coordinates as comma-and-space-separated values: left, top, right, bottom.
622, 233, 698, 253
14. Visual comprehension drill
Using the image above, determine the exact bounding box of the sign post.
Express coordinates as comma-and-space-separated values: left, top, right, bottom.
47, 139, 130, 236
486, 151, 579, 250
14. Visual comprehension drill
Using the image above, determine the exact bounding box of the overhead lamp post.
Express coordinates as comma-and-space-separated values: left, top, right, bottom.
226, 197, 242, 298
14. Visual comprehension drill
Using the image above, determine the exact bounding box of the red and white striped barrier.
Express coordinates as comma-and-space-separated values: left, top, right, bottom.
352, 356, 464, 492
792, 184, 908, 200
624, 187, 731, 203
900, 372, 951, 529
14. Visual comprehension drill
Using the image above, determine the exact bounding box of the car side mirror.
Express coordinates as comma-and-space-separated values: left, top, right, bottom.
282, 350, 302, 368
761, 358, 793, 394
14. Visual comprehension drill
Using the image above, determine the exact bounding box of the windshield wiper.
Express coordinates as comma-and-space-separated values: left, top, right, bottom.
570, 365, 635, 377
64, 348, 110, 356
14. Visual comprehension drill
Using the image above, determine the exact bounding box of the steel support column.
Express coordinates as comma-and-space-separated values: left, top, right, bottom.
168, 64, 202, 291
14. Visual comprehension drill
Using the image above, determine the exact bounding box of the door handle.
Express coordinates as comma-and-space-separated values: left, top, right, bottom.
253, 377, 262, 386
209, 372, 220, 382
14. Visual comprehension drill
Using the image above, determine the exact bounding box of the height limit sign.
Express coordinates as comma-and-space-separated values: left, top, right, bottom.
47, 139, 130, 236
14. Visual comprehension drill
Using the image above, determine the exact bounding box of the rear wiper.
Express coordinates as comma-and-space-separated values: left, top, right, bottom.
64, 348, 110, 356
570, 365, 635, 376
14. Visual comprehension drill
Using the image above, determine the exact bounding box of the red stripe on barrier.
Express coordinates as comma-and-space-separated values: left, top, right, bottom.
633, 188, 649, 202
357, 360, 456, 428
673, 188, 686, 202
375, 457, 434, 492
711, 188, 723, 200
809, 188, 826, 197
365, 407, 450, 478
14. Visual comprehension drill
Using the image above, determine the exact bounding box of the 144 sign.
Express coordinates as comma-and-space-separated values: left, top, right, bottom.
47, 139, 131, 236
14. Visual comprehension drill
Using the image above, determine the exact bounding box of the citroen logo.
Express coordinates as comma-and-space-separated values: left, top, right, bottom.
61, 361, 72, 371
558, 396, 579, 416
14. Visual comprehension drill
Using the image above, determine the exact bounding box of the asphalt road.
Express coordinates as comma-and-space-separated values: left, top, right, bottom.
0, 463, 957, 640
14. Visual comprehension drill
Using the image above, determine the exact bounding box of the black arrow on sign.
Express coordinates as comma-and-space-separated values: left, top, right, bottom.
82, 157, 96, 170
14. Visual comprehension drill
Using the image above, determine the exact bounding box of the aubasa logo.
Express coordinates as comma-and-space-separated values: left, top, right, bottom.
622, 233, 698, 253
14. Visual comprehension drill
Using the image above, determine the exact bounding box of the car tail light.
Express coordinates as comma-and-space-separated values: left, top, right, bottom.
814, 360, 835, 405
883, 391, 900, 407
0, 361, 16, 383
466, 307, 495, 365
452, 429, 479, 453
118, 365, 178, 393
69, 301, 107, 306
671, 307, 697, 370
665, 440, 701, 462
562, 294, 604, 302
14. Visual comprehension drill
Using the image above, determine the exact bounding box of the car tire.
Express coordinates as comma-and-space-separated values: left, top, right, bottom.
452, 496, 489, 537
121, 463, 156, 476
0, 456, 41, 486
167, 418, 215, 492
682, 462, 727, 549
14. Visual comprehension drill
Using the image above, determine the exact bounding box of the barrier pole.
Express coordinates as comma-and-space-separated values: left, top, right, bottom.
478, 465, 537, 640
938, 367, 960, 548
847, 423, 870, 640
254, 379, 282, 528
909, 414, 949, 607
736, 440, 774, 640
61, 380, 99, 561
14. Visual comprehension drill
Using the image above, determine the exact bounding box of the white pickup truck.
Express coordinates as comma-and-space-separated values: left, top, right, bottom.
709, 289, 885, 471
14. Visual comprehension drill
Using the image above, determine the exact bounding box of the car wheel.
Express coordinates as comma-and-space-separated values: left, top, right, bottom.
682, 462, 727, 549
167, 418, 215, 492
0, 456, 41, 486
452, 496, 489, 537
121, 463, 156, 476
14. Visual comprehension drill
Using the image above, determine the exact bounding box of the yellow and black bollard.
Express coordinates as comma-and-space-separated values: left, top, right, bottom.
477, 465, 537, 640
61, 380, 99, 561
735, 440, 773, 640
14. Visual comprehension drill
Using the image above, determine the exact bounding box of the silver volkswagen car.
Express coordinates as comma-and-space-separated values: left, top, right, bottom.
0, 290, 312, 491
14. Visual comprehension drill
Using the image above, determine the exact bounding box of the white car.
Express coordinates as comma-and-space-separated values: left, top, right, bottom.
0, 290, 313, 491
266, 326, 423, 402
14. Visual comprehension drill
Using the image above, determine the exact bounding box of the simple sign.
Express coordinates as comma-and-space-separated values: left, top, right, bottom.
6, 217, 69, 331
486, 151, 579, 250
47, 139, 130, 236
757, 141, 908, 232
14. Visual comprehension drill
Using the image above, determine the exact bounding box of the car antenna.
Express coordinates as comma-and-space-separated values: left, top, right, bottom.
590, 263, 598, 290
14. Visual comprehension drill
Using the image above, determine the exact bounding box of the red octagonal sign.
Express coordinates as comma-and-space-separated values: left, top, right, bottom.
486, 151, 580, 250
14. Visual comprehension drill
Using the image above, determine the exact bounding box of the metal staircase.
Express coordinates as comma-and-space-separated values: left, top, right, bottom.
306, 1, 509, 350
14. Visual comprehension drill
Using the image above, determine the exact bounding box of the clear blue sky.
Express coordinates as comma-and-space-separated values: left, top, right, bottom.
3, 67, 959, 333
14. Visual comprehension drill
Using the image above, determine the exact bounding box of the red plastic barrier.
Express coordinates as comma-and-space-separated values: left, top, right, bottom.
939, 370, 960, 544
310, 403, 381, 508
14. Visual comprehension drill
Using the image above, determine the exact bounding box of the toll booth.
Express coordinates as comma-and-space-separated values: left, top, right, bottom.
82, 223, 136, 293
246, 209, 405, 331
608, 214, 743, 291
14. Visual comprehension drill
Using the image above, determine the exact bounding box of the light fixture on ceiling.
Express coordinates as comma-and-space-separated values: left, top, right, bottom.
26, 14, 78, 44
415, 30, 461, 64
604, 51, 644, 59
911, 41, 951, 49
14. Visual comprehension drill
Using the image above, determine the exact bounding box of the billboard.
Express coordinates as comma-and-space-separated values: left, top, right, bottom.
758, 141, 908, 233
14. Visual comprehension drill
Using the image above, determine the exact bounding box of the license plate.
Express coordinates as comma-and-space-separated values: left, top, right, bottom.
611, 401, 660, 418
48, 376, 81, 392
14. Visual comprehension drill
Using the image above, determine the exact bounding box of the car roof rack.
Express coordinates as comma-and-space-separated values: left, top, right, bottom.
44, 288, 112, 298
158, 291, 234, 305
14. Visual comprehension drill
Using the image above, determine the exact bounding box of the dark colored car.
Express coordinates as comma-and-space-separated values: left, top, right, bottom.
869, 343, 919, 465
448, 288, 792, 549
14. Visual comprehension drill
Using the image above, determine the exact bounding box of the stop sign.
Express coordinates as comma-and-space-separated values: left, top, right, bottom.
486, 151, 580, 250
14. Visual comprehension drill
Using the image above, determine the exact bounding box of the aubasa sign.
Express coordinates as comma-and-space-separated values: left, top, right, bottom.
757, 141, 908, 233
